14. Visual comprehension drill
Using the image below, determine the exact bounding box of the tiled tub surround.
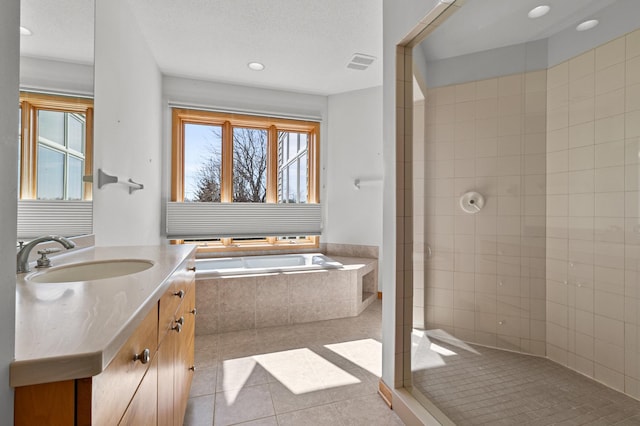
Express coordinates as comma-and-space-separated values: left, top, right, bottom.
422, 69, 548, 355
196, 256, 378, 334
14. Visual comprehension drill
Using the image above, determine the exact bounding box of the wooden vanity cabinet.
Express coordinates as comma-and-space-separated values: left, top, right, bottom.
158, 259, 196, 426
14, 256, 196, 426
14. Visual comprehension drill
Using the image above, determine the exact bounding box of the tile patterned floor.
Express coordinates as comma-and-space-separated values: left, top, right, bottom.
411, 331, 640, 425
185, 300, 404, 426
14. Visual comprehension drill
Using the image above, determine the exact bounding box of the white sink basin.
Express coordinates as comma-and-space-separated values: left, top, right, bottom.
27, 259, 154, 283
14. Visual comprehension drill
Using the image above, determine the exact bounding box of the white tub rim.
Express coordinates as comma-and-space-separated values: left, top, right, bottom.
195, 252, 342, 278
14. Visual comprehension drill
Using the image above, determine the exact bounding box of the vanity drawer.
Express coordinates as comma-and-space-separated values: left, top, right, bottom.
87, 303, 159, 426
159, 281, 183, 338
159, 261, 196, 339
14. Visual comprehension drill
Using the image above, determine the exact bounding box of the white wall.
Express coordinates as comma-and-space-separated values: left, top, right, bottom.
325, 86, 383, 247
161, 76, 328, 239
20, 56, 93, 96
0, 0, 19, 421
381, 0, 442, 388
93, 0, 163, 246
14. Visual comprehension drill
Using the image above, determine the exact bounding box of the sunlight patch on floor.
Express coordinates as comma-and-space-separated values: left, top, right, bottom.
425, 329, 480, 355
324, 338, 382, 377
220, 356, 261, 404
412, 330, 445, 370
429, 342, 457, 356
253, 348, 360, 395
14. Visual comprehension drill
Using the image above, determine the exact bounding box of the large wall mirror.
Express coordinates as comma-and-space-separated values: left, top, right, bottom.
18, 0, 94, 239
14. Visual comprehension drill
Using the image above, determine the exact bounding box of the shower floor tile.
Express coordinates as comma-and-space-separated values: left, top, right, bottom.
411, 331, 640, 425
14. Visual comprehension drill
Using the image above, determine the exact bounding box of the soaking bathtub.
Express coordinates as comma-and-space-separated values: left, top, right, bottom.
195, 253, 343, 278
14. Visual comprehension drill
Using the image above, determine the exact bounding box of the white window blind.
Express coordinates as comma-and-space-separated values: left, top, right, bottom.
17, 200, 92, 239
166, 202, 322, 239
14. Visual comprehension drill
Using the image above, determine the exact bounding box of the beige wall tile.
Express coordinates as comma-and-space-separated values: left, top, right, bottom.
498, 74, 523, 97
569, 97, 595, 126
625, 191, 640, 218
569, 73, 594, 101
455, 82, 476, 103
569, 50, 595, 80
593, 266, 625, 296
547, 104, 577, 131
594, 363, 625, 391
626, 111, 640, 137
627, 56, 640, 86
626, 84, 640, 112
569, 168, 595, 194
595, 140, 625, 168
476, 78, 498, 99
595, 63, 625, 95
594, 166, 624, 193
547, 195, 568, 217
525, 70, 547, 93
454, 101, 475, 122
568, 122, 594, 148
569, 146, 594, 171
547, 84, 569, 110
595, 314, 625, 346
627, 28, 640, 59
548, 61, 569, 89
547, 128, 569, 153
475, 98, 498, 119
498, 94, 523, 116
625, 139, 640, 165
569, 193, 594, 217
453, 308, 475, 329
595, 289, 625, 321
594, 338, 624, 372
596, 36, 626, 70
595, 88, 625, 119
547, 322, 568, 349
625, 167, 640, 191
595, 114, 625, 144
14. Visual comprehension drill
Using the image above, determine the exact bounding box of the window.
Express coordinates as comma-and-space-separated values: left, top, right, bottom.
171, 109, 320, 250
278, 131, 308, 203
19, 93, 94, 201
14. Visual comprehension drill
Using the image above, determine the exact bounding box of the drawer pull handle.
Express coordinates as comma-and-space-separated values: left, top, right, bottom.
189, 366, 196, 372
190, 308, 197, 316
172, 321, 183, 333
174, 289, 185, 299
187, 266, 196, 272
175, 316, 185, 326
133, 348, 150, 364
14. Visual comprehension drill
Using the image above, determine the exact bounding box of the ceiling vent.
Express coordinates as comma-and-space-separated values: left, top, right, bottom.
347, 53, 376, 70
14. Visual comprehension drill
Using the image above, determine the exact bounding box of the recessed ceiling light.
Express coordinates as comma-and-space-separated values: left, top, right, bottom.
528, 5, 550, 19
576, 19, 599, 31
247, 62, 265, 71
20, 26, 32, 36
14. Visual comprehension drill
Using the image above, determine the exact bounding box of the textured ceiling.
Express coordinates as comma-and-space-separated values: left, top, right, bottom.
419, 0, 618, 62
20, 0, 623, 96
20, 0, 94, 64
126, 0, 383, 95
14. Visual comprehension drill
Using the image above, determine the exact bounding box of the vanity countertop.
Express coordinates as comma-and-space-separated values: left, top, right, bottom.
11, 244, 196, 388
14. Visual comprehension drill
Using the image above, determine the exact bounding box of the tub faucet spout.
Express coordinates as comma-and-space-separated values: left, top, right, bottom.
17, 235, 76, 274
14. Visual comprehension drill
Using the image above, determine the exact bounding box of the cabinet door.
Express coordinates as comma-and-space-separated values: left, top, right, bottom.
92, 304, 159, 426
119, 355, 158, 426
14, 381, 76, 426
175, 282, 196, 425
157, 330, 176, 426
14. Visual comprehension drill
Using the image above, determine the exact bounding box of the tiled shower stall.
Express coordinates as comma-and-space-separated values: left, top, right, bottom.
414, 27, 640, 401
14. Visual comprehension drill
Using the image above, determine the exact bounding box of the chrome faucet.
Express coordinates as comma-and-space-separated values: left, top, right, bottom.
16, 235, 76, 274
